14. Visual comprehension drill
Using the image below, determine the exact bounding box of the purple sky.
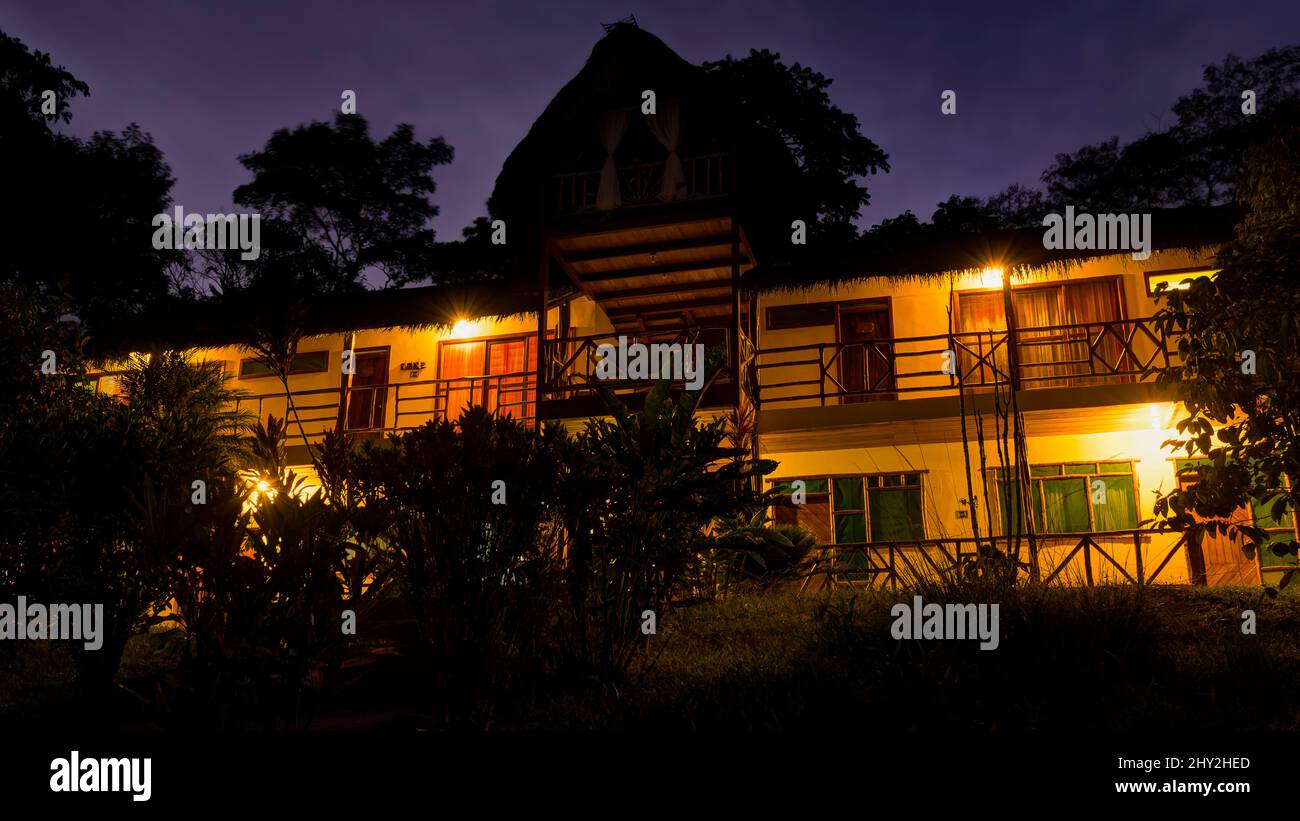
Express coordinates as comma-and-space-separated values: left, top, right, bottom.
4, 0, 1298, 239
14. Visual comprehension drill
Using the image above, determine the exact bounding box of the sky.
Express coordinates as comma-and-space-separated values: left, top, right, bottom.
4, 0, 1298, 240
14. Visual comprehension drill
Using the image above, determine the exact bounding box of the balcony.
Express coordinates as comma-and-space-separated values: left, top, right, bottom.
548, 153, 732, 217
538, 327, 740, 417
231, 371, 536, 444
756, 316, 1175, 409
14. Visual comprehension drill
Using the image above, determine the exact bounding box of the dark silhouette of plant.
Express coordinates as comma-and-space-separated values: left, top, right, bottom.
556, 367, 778, 685
358, 407, 566, 727
1151, 103, 1300, 589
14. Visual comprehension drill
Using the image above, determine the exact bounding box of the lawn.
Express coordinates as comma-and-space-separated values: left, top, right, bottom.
4, 584, 1298, 731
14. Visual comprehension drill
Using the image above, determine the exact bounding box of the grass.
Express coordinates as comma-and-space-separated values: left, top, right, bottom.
4, 583, 1299, 731
506, 583, 1300, 731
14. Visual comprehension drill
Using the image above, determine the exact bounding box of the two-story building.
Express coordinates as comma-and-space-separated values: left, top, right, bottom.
92, 21, 1295, 590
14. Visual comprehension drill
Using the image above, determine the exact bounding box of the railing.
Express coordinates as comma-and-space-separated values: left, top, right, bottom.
230, 371, 536, 443
549, 153, 732, 216
799, 529, 1191, 590
541, 327, 731, 402
757, 316, 1174, 408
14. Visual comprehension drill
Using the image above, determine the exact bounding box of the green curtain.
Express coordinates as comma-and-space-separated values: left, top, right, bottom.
870, 488, 924, 541
1040, 477, 1090, 532
1093, 475, 1137, 531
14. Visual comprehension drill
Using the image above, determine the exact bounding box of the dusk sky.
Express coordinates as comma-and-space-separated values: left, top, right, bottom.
5, 0, 1298, 240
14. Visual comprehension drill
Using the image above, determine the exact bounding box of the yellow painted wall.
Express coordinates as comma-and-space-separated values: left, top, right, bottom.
762, 398, 1194, 584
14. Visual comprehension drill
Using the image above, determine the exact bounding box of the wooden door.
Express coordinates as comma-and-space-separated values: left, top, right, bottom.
838, 305, 895, 402
345, 350, 389, 432
1179, 473, 1261, 586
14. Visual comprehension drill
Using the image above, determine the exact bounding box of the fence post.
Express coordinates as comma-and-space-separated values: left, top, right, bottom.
1134, 531, 1145, 586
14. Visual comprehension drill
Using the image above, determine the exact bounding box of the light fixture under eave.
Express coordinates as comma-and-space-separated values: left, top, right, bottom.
978, 267, 1005, 289
450, 318, 474, 339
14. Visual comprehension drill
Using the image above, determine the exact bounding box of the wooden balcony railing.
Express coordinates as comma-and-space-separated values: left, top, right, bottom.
799, 529, 1190, 590
757, 316, 1175, 408
540, 327, 731, 402
230, 371, 536, 444
549, 152, 732, 216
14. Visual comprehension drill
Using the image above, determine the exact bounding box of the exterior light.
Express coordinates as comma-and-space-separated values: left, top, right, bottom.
451, 319, 474, 339
979, 267, 1005, 289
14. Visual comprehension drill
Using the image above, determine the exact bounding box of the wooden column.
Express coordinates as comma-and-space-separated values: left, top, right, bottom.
535, 239, 548, 433
335, 331, 356, 431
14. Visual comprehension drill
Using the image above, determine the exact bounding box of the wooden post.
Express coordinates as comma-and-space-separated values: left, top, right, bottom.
536, 239, 548, 434
335, 331, 355, 432
1134, 531, 1145, 585
1000, 266, 1039, 578
729, 195, 742, 405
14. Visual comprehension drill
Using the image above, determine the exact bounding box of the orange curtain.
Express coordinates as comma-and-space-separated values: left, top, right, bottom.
487, 338, 529, 418
439, 340, 485, 420
1063, 281, 1124, 383
1012, 288, 1066, 386
956, 292, 1007, 386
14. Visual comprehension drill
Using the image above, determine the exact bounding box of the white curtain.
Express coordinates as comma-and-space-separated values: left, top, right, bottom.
597, 109, 629, 211
647, 99, 685, 201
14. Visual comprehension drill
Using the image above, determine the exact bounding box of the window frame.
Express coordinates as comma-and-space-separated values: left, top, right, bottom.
238, 349, 331, 379
991, 460, 1140, 535
769, 471, 928, 544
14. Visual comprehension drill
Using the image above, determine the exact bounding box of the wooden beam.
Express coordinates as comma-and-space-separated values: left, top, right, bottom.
559, 233, 733, 263
577, 255, 750, 283
593, 279, 731, 301
604, 296, 733, 318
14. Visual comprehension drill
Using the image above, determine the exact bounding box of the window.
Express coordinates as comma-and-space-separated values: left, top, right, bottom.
957, 279, 1125, 387
993, 461, 1138, 535
771, 473, 925, 543
438, 333, 538, 420
766, 302, 835, 330
1144, 267, 1217, 297
239, 350, 329, 378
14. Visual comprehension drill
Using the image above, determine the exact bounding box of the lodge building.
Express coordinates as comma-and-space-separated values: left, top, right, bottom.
92, 22, 1296, 590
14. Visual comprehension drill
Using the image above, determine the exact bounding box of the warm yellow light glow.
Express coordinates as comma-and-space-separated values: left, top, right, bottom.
450, 318, 475, 339
978, 267, 1004, 289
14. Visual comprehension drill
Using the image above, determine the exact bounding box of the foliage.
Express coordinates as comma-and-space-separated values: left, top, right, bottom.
1151, 103, 1300, 588
925, 46, 1300, 228
702, 48, 889, 243
231, 112, 454, 293
1, 29, 174, 330
354, 408, 565, 727
556, 366, 778, 684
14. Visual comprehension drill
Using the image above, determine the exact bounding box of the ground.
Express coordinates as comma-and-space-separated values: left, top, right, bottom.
3, 585, 1298, 731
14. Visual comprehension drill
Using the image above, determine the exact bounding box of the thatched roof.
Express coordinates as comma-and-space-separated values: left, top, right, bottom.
744, 205, 1242, 293
89, 280, 545, 358
485, 22, 805, 269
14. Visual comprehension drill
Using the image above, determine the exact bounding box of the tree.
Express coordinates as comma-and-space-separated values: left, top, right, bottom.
929, 46, 1300, 228
1151, 103, 1300, 588
1042, 46, 1300, 211
231, 112, 454, 294
0, 30, 175, 331
702, 48, 889, 243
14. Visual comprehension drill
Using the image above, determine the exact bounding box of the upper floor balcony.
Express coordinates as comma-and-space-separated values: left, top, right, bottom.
548, 152, 732, 218
755, 315, 1177, 410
